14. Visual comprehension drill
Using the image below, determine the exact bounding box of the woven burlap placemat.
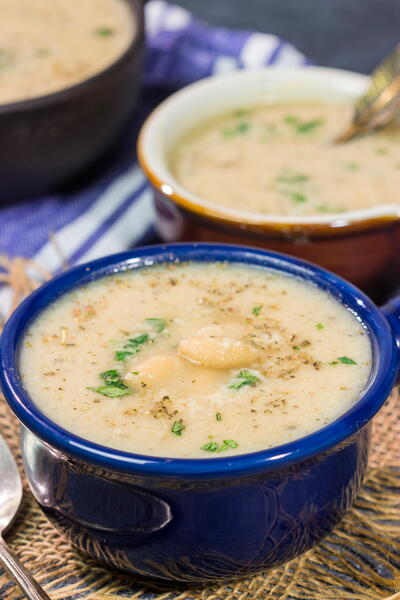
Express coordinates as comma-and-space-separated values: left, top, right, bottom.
0, 389, 399, 600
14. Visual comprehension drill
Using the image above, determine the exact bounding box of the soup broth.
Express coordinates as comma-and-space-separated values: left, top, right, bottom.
171, 103, 400, 216
20, 262, 371, 458
0, 0, 134, 104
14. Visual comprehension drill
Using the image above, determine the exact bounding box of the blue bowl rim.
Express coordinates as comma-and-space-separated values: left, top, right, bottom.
0, 242, 398, 478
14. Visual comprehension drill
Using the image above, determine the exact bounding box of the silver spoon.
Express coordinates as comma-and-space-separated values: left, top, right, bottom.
335, 44, 400, 143
0, 432, 51, 600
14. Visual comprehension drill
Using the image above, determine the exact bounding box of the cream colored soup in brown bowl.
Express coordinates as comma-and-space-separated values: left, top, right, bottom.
138, 67, 400, 302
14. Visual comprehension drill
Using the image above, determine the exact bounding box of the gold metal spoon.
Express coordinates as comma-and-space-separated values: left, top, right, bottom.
335, 45, 400, 143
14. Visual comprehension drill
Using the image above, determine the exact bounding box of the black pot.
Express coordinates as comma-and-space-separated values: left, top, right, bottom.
0, 0, 145, 203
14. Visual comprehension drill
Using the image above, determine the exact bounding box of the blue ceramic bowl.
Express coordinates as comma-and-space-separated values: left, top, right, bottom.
1, 243, 399, 583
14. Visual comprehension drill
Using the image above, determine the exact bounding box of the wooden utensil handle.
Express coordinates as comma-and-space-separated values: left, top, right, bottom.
0, 536, 51, 600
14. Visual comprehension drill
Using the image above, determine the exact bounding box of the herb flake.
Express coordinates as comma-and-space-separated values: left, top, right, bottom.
296, 119, 324, 133
221, 439, 238, 449
276, 171, 309, 184
201, 439, 239, 453
201, 441, 219, 452
172, 420, 185, 436
87, 369, 130, 398
284, 116, 324, 133
127, 333, 149, 347
0, 49, 14, 69
233, 109, 248, 118
229, 369, 260, 389
343, 161, 359, 170
115, 350, 133, 361
252, 305, 263, 316
330, 356, 357, 365
222, 122, 251, 138
145, 318, 167, 333
116, 333, 149, 361
95, 27, 114, 37
101, 369, 125, 385
290, 192, 307, 203
87, 384, 130, 398
337, 356, 357, 364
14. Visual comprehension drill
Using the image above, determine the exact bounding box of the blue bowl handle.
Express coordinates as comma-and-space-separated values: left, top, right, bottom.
382, 296, 400, 351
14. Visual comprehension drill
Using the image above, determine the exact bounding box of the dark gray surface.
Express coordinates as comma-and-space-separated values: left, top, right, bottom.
174, 0, 400, 73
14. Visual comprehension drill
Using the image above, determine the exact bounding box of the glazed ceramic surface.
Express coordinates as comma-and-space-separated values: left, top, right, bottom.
0, 0, 144, 203
138, 68, 400, 302
1, 244, 399, 582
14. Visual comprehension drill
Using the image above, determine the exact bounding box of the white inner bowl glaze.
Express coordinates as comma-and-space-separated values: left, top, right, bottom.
139, 66, 400, 226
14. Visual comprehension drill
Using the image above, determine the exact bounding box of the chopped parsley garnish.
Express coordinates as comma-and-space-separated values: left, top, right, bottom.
145, 318, 167, 333
233, 109, 248, 118
229, 369, 260, 389
115, 319, 167, 360
316, 323, 324, 330
330, 356, 357, 365
115, 350, 133, 361
219, 439, 239, 450
337, 356, 357, 364
290, 192, 307, 203
237, 122, 250, 133
222, 128, 236, 138
315, 204, 344, 213
216, 412, 222, 421
296, 119, 324, 133
0, 49, 14, 69
115, 333, 149, 361
36, 48, 52, 57
201, 441, 219, 452
87, 369, 130, 398
343, 161, 360, 170
276, 171, 309, 184
95, 27, 114, 37
171, 420, 185, 436
222, 122, 251, 137
284, 115, 298, 126
252, 305, 263, 316
375, 147, 388, 155
284, 115, 324, 133
88, 385, 129, 398
201, 439, 239, 452
101, 370, 125, 385
275, 169, 310, 204
128, 333, 149, 346
292, 345, 300, 351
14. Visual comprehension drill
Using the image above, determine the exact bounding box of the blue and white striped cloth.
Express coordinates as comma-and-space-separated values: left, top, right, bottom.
0, 1, 308, 274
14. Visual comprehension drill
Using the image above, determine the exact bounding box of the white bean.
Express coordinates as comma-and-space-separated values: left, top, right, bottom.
128, 354, 181, 386
178, 335, 258, 369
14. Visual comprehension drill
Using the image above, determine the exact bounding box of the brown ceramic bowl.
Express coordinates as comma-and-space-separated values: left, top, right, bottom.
137, 67, 400, 303
0, 0, 144, 203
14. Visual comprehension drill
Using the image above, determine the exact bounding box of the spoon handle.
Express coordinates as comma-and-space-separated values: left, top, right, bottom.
0, 536, 51, 600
